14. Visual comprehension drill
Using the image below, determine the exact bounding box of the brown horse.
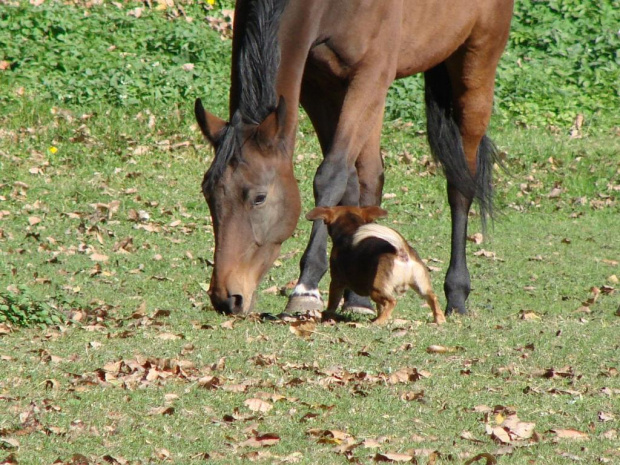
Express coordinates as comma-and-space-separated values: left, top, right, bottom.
195, 0, 514, 316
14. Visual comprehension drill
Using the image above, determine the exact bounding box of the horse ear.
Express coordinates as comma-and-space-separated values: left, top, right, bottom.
257, 96, 287, 142
362, 206, 388, 223
306, 206, 334, 223
195, 98, 227, 146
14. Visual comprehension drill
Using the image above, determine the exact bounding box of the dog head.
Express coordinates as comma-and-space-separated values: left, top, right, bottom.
306, 206, 388, 239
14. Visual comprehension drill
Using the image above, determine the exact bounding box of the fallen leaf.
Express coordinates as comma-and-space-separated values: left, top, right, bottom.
155, 448, 170, 460
289, 320, 316, 339
400, 390, 425, 402
239, 433, 280, 448
519, 310, 540, 320
460, 431, 484, 444
549, 429, 589, 440
156, 332, 182, 341
244, 398, 273, 413
148, 406, 175, 416
488, 425, 512, 444
598, 411, 616, 422
473, 249, 503, 261
464, 453, 497, 465
467, 233, 484, 244
220, 320, 235, 330
426, 345, 461, 354
0, 438, 19, 450
373, 452, 415, 462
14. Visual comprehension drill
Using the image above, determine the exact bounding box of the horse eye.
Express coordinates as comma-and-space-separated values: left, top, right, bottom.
253, 193, 267, 206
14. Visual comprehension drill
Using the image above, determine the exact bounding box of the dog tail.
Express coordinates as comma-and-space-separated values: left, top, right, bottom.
424, 64, 500, 230
353, 224, 407, 254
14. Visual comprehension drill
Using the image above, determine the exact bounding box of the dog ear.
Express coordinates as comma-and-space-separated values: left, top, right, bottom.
306, 207, 334, 223
361, 206, 388, 223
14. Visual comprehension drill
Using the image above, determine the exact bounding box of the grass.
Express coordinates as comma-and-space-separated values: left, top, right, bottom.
1, 1, 619, 464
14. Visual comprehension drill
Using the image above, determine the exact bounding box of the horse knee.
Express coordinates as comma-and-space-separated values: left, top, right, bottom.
358, 167, 384, 206
313, 157, 350, 205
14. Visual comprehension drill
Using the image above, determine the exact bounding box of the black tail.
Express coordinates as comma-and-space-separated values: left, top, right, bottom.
424, 64, 499, 230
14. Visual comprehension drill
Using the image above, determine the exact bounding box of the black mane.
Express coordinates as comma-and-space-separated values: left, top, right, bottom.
203, 0, 287, 193
238, 0, 287, 124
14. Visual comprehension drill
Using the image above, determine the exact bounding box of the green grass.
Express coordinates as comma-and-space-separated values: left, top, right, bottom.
1, 1, 619, 464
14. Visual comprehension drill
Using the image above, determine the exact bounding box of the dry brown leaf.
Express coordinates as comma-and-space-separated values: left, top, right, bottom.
502, 414, 535, 440
467, 233, 484, 244
400, 390, 425, 402
373, 452, 416, 462
148, 406, 175, 416
156, 332, 182, 341
464, 453, 498, 465
519, 310, 541, 320
549, 428, 589, 440
487, 425, 512, 444
239, 433, 280, 448
244, 398, 273, 413
388, 367, 423, 384
90, 253, 109, 262
473, 249, 503, 261
0, 438, 19, 450
220, 320, 235, 330
426, 345, 461, 354
362, 438, 382, 449
598, 411, 616, 422
460, 431, 484, 443
310, 429, 354, 445
289, 320, 316, 339
155, 448, 170, 460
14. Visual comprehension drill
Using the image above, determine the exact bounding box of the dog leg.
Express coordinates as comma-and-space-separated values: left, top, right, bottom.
424, 291, 446, 325
371, 294, 396, 325
323, 280, 345, 322
410, 264, 446, 325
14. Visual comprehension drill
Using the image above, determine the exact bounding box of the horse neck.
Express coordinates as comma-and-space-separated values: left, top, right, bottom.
229, 0, 320, 153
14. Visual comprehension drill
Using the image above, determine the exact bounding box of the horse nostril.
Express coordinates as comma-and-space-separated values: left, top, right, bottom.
231, 294, 243, 311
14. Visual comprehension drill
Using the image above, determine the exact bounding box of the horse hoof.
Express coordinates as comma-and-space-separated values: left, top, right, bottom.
342, 305, 376, 316
284, 294, 324, 315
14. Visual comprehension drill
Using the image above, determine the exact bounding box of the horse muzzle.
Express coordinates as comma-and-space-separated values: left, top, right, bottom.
209, 290, 256, 315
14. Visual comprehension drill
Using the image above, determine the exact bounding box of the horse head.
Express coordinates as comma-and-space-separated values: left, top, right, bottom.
195, 97, 301, 315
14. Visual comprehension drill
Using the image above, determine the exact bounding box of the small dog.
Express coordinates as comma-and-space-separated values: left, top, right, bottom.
306, 205, 446, 325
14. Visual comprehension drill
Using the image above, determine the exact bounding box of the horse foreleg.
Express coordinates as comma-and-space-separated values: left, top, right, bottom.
285, 152, 356, 315
286, 65, 391, 316
342, 114, 386, 315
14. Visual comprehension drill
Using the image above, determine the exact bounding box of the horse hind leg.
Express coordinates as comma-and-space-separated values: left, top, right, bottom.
424, 47, 502, 315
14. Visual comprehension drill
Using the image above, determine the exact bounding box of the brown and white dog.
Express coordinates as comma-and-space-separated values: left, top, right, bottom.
306, 206, 446, 325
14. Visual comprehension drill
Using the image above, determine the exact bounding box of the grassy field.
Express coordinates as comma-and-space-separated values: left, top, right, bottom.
1, 1, 619, 464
